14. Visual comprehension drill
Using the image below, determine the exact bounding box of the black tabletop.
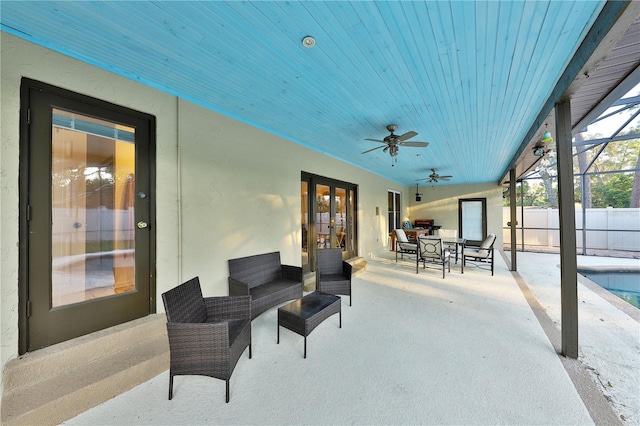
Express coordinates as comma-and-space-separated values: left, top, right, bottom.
279, 292, 339, 319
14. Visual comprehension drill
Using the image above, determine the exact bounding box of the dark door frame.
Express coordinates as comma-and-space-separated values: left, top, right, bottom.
458, 198, 487, 246
19, 78, 157, 354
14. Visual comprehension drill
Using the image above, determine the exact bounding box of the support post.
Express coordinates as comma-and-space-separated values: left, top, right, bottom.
556, 100, 579, 359
509, 168, 517, 271
520, 182, 525, 251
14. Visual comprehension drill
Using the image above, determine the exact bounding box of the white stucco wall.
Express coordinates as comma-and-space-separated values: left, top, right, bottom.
0, 33, 405, 374
175, 97, 405, 290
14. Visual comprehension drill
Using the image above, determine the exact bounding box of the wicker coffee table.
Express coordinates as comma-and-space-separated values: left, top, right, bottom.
277, 291, 341, 358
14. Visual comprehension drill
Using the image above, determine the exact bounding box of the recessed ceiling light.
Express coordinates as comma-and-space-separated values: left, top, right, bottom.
302, 36, 316, 48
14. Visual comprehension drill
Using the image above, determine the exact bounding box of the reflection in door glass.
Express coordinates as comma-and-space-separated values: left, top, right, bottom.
301, 181, 309, 266
316, 184, 330, 248
51, 109, 136, 307
335, 187, 347, 251
461, 201, 483, 241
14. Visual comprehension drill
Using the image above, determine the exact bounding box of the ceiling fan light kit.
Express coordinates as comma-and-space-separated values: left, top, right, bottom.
416, 168, 454, 185
533, 145, 548, 157
362, 124, 429, 164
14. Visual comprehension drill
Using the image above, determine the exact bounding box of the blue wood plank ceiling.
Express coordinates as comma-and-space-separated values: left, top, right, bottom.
3, 0, 629, 186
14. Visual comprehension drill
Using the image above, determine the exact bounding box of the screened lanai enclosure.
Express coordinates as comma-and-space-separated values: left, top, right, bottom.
503, 72, 640, 258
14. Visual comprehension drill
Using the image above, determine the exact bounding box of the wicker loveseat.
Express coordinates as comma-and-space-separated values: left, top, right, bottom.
228, 251, 303, 319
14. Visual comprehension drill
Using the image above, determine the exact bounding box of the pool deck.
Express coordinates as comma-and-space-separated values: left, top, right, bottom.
63, 250, 639, 425
512, 251, 639, 425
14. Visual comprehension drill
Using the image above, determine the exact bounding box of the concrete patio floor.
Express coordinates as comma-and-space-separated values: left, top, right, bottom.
63, 250, 639, 425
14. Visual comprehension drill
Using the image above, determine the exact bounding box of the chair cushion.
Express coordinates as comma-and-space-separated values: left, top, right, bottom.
249, 279, 300, 301
398, 242, 417, 251
463, 247, 489, 258
480, 234, 496, 249
319, 272, 347, 282
395, 229, 409, 243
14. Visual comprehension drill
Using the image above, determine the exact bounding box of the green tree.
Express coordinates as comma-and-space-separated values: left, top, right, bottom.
591, 173, 634, 207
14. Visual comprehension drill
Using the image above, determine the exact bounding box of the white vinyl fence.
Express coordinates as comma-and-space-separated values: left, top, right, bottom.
502, 207, 640, 252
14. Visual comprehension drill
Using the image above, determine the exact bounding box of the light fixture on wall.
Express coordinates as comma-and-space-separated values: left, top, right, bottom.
415, 184, 422, 202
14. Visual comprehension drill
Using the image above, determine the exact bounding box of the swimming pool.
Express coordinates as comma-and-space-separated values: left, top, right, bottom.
578, 270, 640, 309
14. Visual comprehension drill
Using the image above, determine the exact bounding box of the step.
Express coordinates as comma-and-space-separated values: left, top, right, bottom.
303, 271, 316, 292
347, 256, 367, 277
1, 314, 169, 425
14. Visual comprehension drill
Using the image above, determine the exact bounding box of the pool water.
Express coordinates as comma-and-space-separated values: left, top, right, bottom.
578, 270, 640, 309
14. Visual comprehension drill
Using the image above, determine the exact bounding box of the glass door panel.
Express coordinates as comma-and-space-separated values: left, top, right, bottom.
459, 198, 487, 245
51, 109, 136, 307
335, 187, 347, 251
301, 181, 309, 268
316, 184, 331, 249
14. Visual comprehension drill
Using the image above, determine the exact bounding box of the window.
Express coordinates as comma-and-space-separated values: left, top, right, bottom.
388, 190, 401, 234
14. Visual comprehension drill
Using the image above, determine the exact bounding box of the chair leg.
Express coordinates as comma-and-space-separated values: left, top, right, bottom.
168, 375, 173, 400
491, 250, 495, 276
226, 379, 230, 403
249, 343, 252, 359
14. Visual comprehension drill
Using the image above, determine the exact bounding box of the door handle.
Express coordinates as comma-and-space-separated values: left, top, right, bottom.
137, 221, 149, 229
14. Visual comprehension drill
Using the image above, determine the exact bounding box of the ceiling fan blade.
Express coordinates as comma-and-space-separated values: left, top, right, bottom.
361, 145, 385, 154
399, 141, 429, 147
415, 177, 431, 181
364, 138, 385, 143
396, 131, 418, 142
439, 175, 453, 180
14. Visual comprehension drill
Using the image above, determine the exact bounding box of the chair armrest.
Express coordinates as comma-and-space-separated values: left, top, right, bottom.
342, 261, 353, 278
228, 277, 250, 296
281, 264, 303, 281
166, 322, 229, 353
205, 295, 251, 321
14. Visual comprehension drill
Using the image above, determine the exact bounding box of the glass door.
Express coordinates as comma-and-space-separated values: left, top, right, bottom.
301, 173, 357, 271
21, 79, 155, 353
459, 198, 487, 246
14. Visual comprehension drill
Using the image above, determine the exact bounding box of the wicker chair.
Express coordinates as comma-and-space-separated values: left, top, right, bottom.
461, 233, 496, 276
395, 228, 418, 262
162, 277, 252, 403
316, 248, 353, 305
417, 237, 450, 278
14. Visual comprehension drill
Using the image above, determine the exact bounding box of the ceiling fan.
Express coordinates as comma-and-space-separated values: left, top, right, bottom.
361, 125, 429, 162
417, 168, 453, 184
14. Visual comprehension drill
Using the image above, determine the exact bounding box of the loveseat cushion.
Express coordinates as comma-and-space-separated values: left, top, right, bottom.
249, 279, 300, 301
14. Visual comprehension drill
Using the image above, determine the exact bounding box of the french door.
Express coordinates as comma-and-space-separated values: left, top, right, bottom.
19, 79, 156, 353
301, 173, 357, 272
